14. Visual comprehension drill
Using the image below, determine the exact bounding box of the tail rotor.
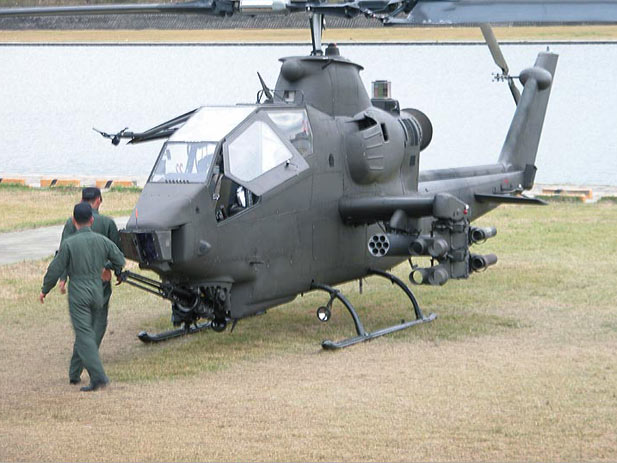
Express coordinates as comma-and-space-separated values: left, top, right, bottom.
480, 23, 521, 105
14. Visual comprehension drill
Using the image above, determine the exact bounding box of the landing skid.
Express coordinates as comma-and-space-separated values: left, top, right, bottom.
138, 321, 212, 344
311, 269, 436, 350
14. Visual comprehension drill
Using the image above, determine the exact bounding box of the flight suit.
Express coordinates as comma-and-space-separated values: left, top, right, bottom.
60, 210, 121, 381
42, 227, 125, 385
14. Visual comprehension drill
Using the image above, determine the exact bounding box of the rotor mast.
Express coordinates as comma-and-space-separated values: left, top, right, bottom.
309, 12, 324, 55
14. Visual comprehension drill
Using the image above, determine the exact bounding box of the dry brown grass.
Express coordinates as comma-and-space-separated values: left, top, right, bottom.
0, 185, 140, 232
0, 203, 616, 461
1, 25, 617, 43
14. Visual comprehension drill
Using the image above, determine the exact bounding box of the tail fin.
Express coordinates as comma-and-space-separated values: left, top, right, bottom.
498, 52, 558, 187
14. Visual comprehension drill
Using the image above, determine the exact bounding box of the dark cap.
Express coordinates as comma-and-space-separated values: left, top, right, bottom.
82, 187, 102, 201
73, 202, 93, 225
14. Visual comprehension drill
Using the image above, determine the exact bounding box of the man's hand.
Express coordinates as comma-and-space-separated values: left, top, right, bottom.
101, 268, 112, 282
39, 292, 46, 304
59, 280, 67, 294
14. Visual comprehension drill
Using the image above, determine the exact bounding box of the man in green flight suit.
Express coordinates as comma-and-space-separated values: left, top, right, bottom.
58, 187, 122, 385
40, 202, 125, 391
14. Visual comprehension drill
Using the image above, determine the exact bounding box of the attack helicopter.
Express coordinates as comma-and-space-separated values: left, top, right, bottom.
2, 0, 616, 349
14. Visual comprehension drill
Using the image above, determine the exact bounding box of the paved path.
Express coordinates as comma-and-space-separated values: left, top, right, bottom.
0, 217, 129, 266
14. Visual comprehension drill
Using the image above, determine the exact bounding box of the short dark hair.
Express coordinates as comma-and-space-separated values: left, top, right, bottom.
73, 202, 93, 225
82, 187, 102, 201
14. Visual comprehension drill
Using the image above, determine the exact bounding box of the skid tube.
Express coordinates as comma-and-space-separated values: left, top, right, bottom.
138, 321, 212, 344
119, 270, 212, 343
311, 269, 436, 350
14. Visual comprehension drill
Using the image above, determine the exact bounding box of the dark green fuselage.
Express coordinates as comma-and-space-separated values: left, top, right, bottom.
122, 49, 557, 321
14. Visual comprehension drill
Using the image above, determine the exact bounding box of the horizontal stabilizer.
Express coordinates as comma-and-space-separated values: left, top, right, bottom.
475, 193, 547, 206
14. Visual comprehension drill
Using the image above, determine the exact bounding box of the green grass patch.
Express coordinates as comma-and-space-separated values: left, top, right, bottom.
109, 185, 143, 193
0, 186, 140, 232
0, 183, 31, 191
598, 195, 617, 204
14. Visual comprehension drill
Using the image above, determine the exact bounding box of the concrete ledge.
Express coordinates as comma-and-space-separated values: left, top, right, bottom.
0, 178, 26, 185
40, 178, 81, 188
95, 179, 136, 189
541, 187, 593, 201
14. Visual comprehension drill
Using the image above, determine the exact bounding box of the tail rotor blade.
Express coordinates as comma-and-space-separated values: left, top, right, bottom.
480, 23, 508, 74
508, 79, 521, 105
480, 23, 520, 105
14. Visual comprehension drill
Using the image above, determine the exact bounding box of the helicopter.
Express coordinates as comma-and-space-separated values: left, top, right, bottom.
2, 0, 616, 349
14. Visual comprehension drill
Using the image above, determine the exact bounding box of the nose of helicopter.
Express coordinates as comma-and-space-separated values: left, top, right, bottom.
125, 188, 196, 231
120, 183, 204, 267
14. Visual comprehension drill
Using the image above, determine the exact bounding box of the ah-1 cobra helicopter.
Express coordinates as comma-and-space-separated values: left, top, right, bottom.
3, 0, 617, 349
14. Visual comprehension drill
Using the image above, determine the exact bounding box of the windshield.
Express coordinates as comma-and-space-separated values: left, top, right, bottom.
148, 105, 256, 184
170, 106, 256, 142
227, 120, 293, 182
150, 142, 216, 183
266, 110, 313, 156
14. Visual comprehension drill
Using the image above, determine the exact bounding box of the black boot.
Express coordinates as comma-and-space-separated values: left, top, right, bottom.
80, 380, 108, 392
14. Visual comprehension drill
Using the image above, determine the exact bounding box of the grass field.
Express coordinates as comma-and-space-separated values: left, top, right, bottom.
0, 184, 140, 232
0, 201, 616, 461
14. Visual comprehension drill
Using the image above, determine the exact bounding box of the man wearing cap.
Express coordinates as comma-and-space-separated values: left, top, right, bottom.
58, 187, 122, 385
40, 202, 125, 391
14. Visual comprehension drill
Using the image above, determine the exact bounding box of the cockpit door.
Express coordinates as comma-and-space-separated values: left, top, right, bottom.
222, 112, 309, 196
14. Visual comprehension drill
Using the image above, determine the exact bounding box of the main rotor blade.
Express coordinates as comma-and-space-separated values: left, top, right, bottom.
386, 0, 617, 25
0, 0, 403, 20
480, 23, 508, 75
0, 0, 232, 18
4, 0, 617, 28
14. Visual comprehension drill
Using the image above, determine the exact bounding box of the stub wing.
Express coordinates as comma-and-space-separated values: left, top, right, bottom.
339, 195, 435, 225
475, 192, 547, 205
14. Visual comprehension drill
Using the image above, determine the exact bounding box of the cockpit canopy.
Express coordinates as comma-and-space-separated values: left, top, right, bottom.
148, 105, 313, 186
